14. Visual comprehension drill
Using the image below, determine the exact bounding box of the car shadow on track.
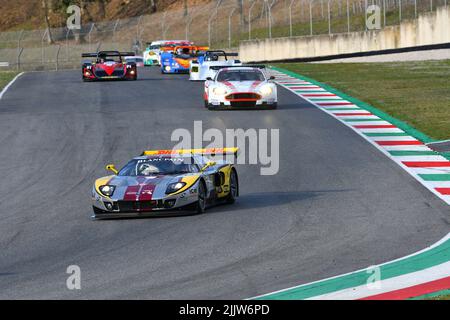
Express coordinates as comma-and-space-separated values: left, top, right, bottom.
90, 189, 354, 221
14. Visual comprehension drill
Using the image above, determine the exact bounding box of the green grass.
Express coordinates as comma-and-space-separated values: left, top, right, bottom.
429, 294, 450, 300
273, 60, 450, 141
0, 71, 19, 91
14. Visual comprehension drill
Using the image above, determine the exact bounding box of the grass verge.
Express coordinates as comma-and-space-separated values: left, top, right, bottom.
0, 71, 19, 92
273, 60, 450, 141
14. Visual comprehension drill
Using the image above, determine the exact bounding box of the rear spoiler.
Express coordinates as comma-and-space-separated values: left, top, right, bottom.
206, 51, 239, 58
81, 52, 135, 58
142, 148, 239, 156
209, 64, 266, 71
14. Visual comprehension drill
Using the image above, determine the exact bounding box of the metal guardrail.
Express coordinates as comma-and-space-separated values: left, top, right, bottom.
0, 0, 447, 71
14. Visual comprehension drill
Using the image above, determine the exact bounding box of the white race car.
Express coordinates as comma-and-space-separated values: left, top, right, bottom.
204, 66, 277, 110
190, 50, 241, 81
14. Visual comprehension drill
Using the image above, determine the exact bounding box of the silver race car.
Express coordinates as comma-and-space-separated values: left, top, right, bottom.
204, 65, 277, 110
91, 148, 239, 219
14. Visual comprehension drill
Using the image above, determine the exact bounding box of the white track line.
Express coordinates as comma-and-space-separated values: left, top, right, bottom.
0, 72, 24, 100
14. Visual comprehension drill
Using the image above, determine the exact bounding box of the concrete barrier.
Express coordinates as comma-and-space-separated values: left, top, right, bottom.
239, 6, 450, 62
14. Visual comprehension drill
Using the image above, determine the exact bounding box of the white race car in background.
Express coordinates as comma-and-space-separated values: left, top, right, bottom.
190, 50, 241, 81
204, 65, 277, 110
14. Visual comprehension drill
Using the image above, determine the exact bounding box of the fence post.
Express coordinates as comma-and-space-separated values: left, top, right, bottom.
136, 15, 142, 42
112, 19, 120, 45
17, 30, 24, 52
65, 29, 70, 62
55, 45, 61, 71
399, 0, 402, 23
383, 0, 386, 27
266, 0, 276, 39
208, 1, 222, 48
309, 0, 313, 36
328, 0, 331, 35
248, 1, 258, 40
229, 7, 238, 48
88, 23, 95, 52
185, 14, 192, 40
17, 47, 23, 71
41, 29, 48, 65
346, 0, 350, 32
289, 0, 296, 37
161, 12, 167, 39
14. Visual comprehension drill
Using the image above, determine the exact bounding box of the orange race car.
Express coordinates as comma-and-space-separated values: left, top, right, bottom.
160, 45, 209, 74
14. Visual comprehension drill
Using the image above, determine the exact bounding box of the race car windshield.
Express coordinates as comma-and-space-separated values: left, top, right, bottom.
217, 70, 265, 82
118, 157, 198, 176
97, 54, 122, 63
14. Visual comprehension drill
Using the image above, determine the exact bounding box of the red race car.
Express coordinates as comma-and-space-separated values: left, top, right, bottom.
82, 51, 137, 81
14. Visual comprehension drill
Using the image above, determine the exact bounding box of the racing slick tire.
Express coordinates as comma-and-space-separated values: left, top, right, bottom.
226, 169, 238, 204
268, 102, 278, 109
196, 180, 207, 214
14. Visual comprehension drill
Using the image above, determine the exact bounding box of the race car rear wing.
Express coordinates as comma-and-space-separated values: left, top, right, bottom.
142, 148, 239, 156
209, 64, 266, 71
81, 52, 135, 58
206, 51, 239, 57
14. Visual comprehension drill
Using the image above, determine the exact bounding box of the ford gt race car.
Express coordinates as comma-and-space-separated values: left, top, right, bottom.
189, 50, 241, 81
91, 148, 239, 219
160, 45, 208, 74
204, 66, 277, 110
82, 51, 137, 81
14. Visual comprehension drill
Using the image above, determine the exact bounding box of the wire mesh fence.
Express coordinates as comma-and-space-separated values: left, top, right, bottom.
0, 0, 447, 71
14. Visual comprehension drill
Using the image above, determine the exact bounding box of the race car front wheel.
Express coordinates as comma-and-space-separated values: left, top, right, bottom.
196, 181, 206, 214
226, 170, 238, 204
268, 102, 278, 109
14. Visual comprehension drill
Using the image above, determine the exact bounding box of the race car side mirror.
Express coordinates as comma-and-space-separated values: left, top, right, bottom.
269, 76, 276, 80
201, 161, 216, 172
105, 164, 118, 175
206, 77, 213, 81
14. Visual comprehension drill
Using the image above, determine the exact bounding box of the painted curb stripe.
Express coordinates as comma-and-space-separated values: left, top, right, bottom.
436, 188, 450, 195
250, 233, 450, 300
376, 141, 423, 146
409, 288, 450, 300
419, 174, 450, 181
402, 161, 450, 168
303, 94, 337, 97
317, 102, 354, 106
306, 261, 450, 300
359, 276, 450, 300
353, 125, 396, 129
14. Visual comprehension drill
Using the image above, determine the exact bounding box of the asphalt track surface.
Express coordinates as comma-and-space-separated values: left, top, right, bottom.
0, 68, 449, 299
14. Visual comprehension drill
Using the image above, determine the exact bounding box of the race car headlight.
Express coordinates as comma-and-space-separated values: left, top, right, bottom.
259, 85, 273, 96
165, 66, 171, 71
213, 87, 228, 96
99, 185, 115, 197
166, 182, 186, 194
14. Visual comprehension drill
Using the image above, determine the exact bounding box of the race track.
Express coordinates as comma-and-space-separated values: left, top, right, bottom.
0, 68, 448, 299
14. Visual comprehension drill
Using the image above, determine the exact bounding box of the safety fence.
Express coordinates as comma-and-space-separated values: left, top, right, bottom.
0, 0, 447, 71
